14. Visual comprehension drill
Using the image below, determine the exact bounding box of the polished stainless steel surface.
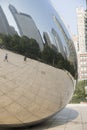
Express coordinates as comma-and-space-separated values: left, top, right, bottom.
0, 0, 77, 127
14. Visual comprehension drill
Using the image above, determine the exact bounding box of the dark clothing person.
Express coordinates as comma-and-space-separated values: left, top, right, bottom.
24, 56, 27, 61
4, 53, 8, 62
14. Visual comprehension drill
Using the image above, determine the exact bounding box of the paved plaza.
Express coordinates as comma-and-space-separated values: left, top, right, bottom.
0, 49, 74, 126
26, 104, 87, 130
0, 104, 86, 129
0, 49, 86, 130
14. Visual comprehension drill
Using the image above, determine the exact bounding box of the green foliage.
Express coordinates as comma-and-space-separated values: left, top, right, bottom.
71, 80, 87, 103
0, 34, 40, 60
41, 45, 76, 78
0, 34, 76, 78
41, 45, 58, 66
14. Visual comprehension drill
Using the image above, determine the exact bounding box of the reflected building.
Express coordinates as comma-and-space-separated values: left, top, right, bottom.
0, 0, 77, 127
51, 28, 66, 58
53, 16, 70, 57
0, 6, 13, 35
9, 25, 17, 35
9, 4, 44, 50
43, 32, 52, 48
53, 15, 77, 66
68, 39, 77, 69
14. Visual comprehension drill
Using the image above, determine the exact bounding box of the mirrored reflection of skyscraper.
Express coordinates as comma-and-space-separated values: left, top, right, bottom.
53, 15, 77, 66
43, 32, 52, 48
52, 16, 70, 58
0, 0, 77, 126
51, 28, 66, 58
0, 6, 11, 35
0, 6, 17, 36
9, 4, 44, 50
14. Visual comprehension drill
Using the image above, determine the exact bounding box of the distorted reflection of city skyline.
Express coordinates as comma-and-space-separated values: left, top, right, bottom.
0, 0, 78, 126
0, 0, 77, 78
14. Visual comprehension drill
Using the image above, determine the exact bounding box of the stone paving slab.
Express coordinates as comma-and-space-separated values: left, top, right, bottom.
0, 49, 75, 126
27, 104, 87, 130
0, 49, 86, 129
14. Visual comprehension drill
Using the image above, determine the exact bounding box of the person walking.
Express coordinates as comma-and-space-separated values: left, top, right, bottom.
4, 53, 8, 62
24, 55, 27, 62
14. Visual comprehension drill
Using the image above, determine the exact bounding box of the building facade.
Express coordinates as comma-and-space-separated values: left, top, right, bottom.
77, 6, 87, 80
78, 52, 87, 80
72, 35, 79, 52
77, 7, 87, 52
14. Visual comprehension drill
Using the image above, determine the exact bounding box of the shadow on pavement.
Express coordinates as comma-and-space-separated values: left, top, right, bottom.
0, 107, 79, 130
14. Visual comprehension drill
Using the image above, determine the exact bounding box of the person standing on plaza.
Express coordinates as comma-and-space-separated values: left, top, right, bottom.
4, 53, 8, 62
24, 55, 27, 62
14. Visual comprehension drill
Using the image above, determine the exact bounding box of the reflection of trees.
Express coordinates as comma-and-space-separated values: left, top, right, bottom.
0, 34, 41, 60
0, 34, 77, 79
41, 45, 76, 79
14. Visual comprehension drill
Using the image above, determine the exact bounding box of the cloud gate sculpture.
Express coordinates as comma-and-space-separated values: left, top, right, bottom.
0, 0, 77, 127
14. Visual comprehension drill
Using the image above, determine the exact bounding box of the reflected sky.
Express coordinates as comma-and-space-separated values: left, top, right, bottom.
0, 0, 77, 66
0, 1, 77, 125
0, 0, 70, 38
0, 0, 52, 34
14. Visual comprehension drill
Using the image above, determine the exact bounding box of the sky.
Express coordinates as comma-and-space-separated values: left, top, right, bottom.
51, 0, 86, 35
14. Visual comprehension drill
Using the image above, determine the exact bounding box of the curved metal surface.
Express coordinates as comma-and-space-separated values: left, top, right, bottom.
0, 0, 77, 126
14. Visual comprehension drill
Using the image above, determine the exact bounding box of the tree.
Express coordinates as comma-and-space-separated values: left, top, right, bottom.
71, 80, 87, 103
41, 45, 59, 66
